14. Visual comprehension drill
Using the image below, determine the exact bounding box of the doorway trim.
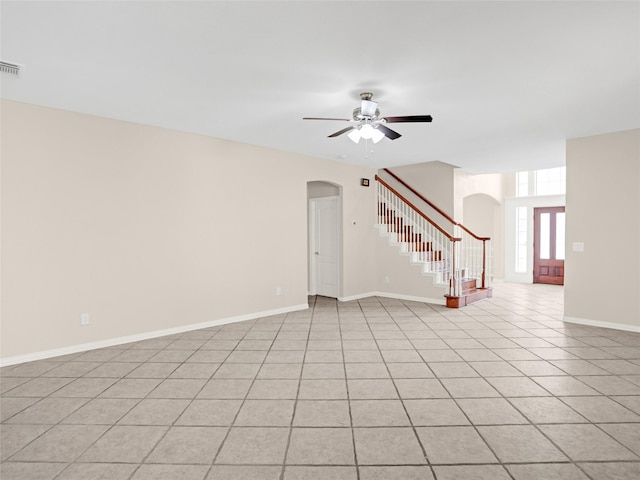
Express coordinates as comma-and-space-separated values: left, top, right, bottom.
307, 182, 342, 298
533, 206, 566, 285
504, 194, 566, 283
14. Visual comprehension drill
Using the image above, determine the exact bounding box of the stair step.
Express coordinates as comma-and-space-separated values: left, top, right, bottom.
445, 287, 493, 308
461, 278, 477, 291
398, 228, 421, 242
412, 241, 430, 251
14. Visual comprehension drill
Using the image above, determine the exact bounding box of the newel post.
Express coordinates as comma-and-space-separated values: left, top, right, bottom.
481, 239, 487, 289
451, 238, 458, 296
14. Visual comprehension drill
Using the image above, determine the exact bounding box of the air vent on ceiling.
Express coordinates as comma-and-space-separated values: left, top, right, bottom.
0, 61, 22, 76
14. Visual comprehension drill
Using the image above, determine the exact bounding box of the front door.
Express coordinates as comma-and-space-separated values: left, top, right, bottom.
309, 196, 339, 298
533, 206, 565, 285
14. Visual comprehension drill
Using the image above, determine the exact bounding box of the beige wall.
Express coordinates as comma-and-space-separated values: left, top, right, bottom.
454, 170, 506, 206
373, 231, 448, 304
382, 161, 456, 229
565, 129, 640, 331
389, 161, 455, 210
307, 181, 340, 199
4, 100, 637, 362
1, 100, 377, 360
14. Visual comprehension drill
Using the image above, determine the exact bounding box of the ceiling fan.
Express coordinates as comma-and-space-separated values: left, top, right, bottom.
303, 92, 433, 144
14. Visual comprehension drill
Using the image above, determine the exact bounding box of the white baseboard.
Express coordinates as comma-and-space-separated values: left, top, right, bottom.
563, 315, 640, 333
339, 291, 446, 306
0, 303, 309, 367
338, 291, 378, 302
376, 291, 447, 305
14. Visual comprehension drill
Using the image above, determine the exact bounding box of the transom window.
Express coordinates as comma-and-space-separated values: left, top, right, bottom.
516, 166, 566, 197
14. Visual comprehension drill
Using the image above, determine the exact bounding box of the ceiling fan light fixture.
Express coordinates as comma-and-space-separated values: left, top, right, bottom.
347, 128, 361, 143
359, 123, 375, 139
371, 128, 385, 143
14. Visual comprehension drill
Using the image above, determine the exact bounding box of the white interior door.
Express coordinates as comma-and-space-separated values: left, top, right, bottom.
310, 196, 339, 298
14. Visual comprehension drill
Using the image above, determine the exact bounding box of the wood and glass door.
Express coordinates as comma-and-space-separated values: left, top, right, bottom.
533, 206, 565, 285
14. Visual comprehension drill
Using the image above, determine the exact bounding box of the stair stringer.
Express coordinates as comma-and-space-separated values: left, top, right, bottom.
374, 225, 448, 305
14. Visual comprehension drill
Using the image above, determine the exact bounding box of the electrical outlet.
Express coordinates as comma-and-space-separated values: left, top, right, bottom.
80, 313, 90, 326
385, 276, 390, 284
276, 287, 282, 296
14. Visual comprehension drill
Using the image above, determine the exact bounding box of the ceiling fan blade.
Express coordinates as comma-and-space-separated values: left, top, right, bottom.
377, 124, 402, 140
303, 117, 351, 121
328, 126, 356, 138
383, 115, 433, 123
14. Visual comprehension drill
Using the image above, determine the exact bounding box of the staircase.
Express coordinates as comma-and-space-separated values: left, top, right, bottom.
377, 201, 449, 282
376, 171, 492, 308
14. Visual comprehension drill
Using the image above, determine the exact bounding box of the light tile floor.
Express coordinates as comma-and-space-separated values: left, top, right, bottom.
2, 283, 640, 479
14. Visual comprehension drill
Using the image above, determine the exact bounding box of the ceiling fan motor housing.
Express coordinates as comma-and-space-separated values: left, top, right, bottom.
353, 107, 381, 121
358, 92, 379, 119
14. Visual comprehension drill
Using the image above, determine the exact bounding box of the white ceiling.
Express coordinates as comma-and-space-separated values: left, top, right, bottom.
2, 1, 638, 173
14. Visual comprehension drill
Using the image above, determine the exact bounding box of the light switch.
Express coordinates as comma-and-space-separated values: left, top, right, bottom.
572, 242, 584, 252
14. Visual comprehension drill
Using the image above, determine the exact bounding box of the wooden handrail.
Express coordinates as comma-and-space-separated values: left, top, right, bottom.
382, 168, 491, 241
375, 175, 461, 243
383, 168, 456, 224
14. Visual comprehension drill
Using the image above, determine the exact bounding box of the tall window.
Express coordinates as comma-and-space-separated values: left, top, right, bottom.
535, 166, 566, 196
515, 166, 566, 197
556, 212, 566, 260
515, 206, 528, 272
516, 171, 529, 197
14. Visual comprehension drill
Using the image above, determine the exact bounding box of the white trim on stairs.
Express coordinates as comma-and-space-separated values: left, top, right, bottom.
0, 304, 309, 367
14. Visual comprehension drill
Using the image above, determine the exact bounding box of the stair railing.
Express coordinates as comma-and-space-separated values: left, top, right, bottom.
455, 226, 491, 290
376, 170, 492, 296
376, 175, 463, 296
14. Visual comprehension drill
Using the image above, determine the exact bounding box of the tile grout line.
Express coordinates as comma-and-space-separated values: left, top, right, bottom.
341, 299, 362, 480
403, 300, 516, 476
71, 324, 228, 479
278, 296, 314, 480
361, 297, 437, 478
132, 324, 234, 479
474, 291, 635, 480
203, 314, 291, 477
